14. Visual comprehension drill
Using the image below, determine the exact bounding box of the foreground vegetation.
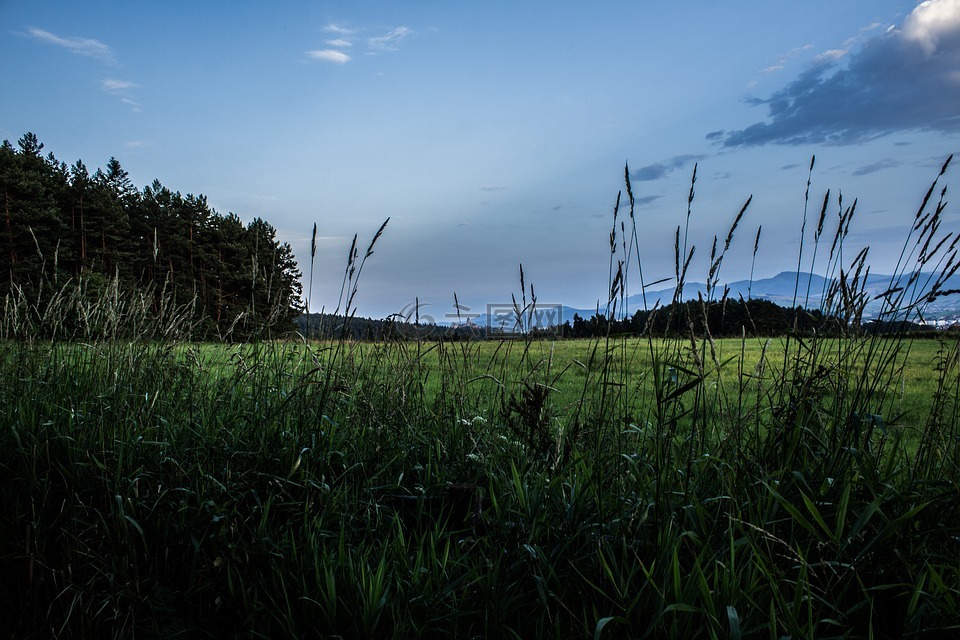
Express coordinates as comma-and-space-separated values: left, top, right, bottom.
1, 157, 959, 638
1, 330, 958, 639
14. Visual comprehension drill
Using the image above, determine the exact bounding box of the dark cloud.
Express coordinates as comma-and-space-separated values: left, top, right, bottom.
635, 195, 663, 206
716, 1, 960, 148
851, 159, 899, 176
632, 154, 706, 181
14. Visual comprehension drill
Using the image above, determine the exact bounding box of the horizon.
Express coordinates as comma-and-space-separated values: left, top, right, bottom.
2, 1, 958, 319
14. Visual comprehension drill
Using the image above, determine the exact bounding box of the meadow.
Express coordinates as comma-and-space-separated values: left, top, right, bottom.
1, 158, 959, 638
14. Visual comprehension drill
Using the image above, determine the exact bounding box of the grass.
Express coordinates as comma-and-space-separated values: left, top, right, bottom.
126, 336, 949, 444
1, 158, 959, 638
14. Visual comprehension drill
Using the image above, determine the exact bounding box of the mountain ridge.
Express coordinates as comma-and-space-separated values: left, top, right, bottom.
611, 270, 960, 321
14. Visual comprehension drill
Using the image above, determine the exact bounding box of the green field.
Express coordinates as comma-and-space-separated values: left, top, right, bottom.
1, 331, 958, 638
2, 156, 959, 638
154, 335, 952, 448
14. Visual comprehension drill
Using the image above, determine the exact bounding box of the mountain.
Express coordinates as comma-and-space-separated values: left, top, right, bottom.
420, 271, 960, 334
619, 271, 960, 321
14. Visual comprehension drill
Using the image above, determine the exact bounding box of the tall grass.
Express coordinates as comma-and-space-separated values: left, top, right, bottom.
1, 272, 198, 342
0, 161, 958, 638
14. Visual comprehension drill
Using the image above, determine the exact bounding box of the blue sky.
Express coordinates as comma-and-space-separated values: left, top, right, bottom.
2, 1, 958, 319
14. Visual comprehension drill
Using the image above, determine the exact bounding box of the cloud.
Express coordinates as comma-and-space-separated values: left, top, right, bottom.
102, 78, 137, 92
307, 49, 351, 64
904, 0, 960, 54
369, 27, 410, 51
632, 154, 706, 181
852, 159, 900, 176
308, 23, 410, 65
717, 0, 960, 148
635, 195, 663, 206
27, 27, 114, 62
479, 185, 506, 192
100, 78, 140, 111
26, 29, 141, 110
814, 48, 848, 62
755, 44, 814, 79
324, 24, 356, 36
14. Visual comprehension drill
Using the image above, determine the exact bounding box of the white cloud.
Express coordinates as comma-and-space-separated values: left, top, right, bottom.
102, 78, 137, 92
100, 78, 140, 111
307, 49, 351, 64
814, 48, 848, 61
308, 23, 412, 64
28, 29, 141, 110
27, 27, 114, 62
324, 24, 356, 36
903, 0, 960, 54
760, 44, 813, 73
369, 26, 410, 51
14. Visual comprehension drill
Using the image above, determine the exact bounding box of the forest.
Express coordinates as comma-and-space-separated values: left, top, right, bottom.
0, 133, 302, 340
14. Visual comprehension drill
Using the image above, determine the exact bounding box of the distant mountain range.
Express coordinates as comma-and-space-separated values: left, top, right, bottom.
618, 271, 960, 318
448, 271, 960, 330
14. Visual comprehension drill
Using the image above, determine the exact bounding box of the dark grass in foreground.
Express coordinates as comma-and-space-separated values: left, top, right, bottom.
1, 159, 959, 638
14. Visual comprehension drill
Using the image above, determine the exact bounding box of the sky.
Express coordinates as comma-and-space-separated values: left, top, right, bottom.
2, 0, 959, 320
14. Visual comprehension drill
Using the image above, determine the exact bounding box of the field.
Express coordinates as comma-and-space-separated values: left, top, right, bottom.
1, 329, 958, 639
2, 159, 959, 638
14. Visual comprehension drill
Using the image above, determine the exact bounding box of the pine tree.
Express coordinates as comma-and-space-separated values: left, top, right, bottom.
0, 133, 70, 290
1, 133, 305, 339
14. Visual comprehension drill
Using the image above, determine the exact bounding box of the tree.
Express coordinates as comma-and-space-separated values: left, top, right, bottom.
244, 217, 303, 337
0, 133, 70, 290
65, 159, 92, 272
80, 158, 134, 278
1, 133, 305, 339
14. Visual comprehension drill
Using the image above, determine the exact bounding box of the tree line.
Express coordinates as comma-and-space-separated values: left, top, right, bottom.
564, 298, 844, 339
1, 133, 302, 340
296, 297, 883, 341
